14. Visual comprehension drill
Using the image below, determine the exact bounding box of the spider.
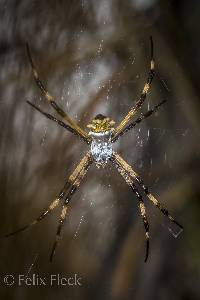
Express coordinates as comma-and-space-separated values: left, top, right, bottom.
4, 37, 183, 262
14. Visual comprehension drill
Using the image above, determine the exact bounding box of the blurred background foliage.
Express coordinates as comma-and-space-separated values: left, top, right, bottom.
0, 0, 200, 299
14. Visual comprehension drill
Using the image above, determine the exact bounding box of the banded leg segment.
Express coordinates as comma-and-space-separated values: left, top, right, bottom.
27, 101, 89, 143
137, 199, 149, 262
50, 203, 70, 262
111, 156, 150, 262
3, 178, 74, 238
50, 152, 93, 261
3, 152, 92, 241
49, 190, 73, 262
112, 100, 166, 142
3, 198, 61, 238
112, 37, 155, 141
26, 43, 90, 143
112, 152, 183, 229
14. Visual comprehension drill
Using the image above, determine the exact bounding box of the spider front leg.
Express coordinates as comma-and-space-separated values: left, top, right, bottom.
112, 99, 166, 142
26, 43, 90, 143
27, 101, 89, 143
110, 156, 150, 262
112, 36, 155, 141
112, 152, 183, 230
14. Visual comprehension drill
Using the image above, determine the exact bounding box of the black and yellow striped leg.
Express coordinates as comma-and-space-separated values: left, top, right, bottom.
50, 152, 93, 261
27, 101, 89, 143
50, 186, 76, 262
3, 152, 92, 241
130, 185, 150, 262
26, 43, 90, 142
111, 156, 150, 262
112, 100, 166, 142
112, 152, 183, 230
3, 197, 62, 238
135, 179, 183, 230
113, 36, 155, 140
3, 179, 73, 238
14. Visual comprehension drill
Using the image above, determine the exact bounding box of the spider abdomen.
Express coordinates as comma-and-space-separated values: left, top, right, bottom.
90, 132, 113, 167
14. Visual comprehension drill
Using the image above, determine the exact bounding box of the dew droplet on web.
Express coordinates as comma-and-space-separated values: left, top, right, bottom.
73, 215, 85, 239
131, 57, 135, 65
40, 127, 47, 146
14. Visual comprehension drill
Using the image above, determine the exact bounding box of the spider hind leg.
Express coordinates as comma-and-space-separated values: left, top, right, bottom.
130, 185, 150, 262
3, 198, 60, 238
111, 152, 183, 262
49, 152, 92, 262
111, 156, 150, 262
50, 204, 68, 262
112, 152, 183, 230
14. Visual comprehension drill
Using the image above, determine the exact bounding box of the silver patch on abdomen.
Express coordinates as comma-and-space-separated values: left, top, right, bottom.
90, 132, 113, 167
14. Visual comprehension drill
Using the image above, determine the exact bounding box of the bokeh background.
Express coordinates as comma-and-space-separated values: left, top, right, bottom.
0, 0, 200, 299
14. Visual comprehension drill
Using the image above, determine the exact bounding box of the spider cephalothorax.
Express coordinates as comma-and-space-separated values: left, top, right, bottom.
3, 38, 183, 263
87, 114, 115, 167
87, 114, 115, 134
